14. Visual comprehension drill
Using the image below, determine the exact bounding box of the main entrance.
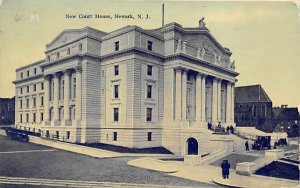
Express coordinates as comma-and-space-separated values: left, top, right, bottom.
187, 137, 198, 155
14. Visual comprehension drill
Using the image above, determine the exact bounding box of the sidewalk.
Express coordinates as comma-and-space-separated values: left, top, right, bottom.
128, 157, 299, 187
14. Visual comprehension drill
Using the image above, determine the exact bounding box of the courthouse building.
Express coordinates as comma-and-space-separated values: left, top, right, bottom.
13, 19, 238, 155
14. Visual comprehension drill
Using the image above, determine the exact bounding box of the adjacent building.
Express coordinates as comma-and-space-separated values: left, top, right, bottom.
234, 85, 273, 132
273, 105, 299, 137
0, 97, 15, 125
13, 19, 238, 155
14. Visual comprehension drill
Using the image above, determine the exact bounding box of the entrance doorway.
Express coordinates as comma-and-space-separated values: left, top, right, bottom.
187, 137, 198, 155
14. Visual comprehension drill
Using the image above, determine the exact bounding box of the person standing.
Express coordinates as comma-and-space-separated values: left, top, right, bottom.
245, 141, 249, 151
221, 160, 231, 179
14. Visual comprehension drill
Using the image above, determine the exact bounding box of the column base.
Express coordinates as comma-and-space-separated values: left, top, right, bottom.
64, 120, 72, 126
53, 120, 61, 126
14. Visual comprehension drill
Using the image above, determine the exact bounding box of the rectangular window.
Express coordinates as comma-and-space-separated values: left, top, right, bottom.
41, 96, 44, 106
33, 113, 36, 123
114, 65, 119, 76
20, 100, 22, 109
41, 83, 44, 90
20, 114, 22, 123
26, 113, 29, 123
114, 85, 119, 98
21, 72, 23, 79
147, 65, 153, 76
27, 86, 29, 93
20, 88, 22, 94
26, 99, 29, 108
40, 112, 44, 122
147, 41, 153, 51
56, 131, 59, 139
113, 132, 117, 141
115, 41, 119, 51
33, 84, 36, 92
147, 85, 152, 99
73, 78, 76, 98
34, 68, 37, 75
33, 98, 36, 107
66, 131, 70, 139
67, 48, 70, 55
79, 43, 82, 51
148, 132, 152, 141
27, 70, 29, 77
146, 108, 152, 122
113, 108, 119, 122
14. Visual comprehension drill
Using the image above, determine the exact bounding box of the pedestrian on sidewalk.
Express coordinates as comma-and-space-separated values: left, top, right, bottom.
229, 125, 234, 134
245, 141, 249, 151
226, 126, 230, 134
221, 160, 231, 179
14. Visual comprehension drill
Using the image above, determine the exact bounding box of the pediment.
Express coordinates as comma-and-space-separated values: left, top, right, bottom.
46, 29, 87, 50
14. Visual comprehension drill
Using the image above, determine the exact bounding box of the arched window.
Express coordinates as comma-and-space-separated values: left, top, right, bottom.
252, 105, 257, 117
261, 105, 266, 117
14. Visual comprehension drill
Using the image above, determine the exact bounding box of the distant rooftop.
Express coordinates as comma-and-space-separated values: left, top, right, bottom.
235, 85, 272, 103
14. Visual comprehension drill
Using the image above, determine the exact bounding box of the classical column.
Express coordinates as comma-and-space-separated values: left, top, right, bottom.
231, 82, 235, 123
53, 72, 60, 123
175, 68, 182, 121
44, 75, 51, 123
181, 69, 188, 121
217, 79, 222, 122
201, 74, 207, 123
212, 77, 218, 124
63, 69, 72, 123
226, 81, 232, 123
195, 73, 202, 122
75, 66, 82, 122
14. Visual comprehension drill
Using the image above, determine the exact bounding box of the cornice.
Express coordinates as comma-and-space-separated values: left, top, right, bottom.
16, 60, 45, 72
12, 74, 44, 85
165, 53, 239, 77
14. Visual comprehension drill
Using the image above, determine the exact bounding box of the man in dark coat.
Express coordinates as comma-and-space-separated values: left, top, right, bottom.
229, 125, 234, 134
221, 160, 231, 179
245, 141, 249, 151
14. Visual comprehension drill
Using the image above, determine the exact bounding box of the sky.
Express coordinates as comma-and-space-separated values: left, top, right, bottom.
0, 0, 299, 108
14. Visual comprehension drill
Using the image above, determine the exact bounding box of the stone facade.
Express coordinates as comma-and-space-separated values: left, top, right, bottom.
13, 20, 238, 155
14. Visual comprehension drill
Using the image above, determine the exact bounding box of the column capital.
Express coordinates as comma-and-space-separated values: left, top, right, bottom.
53, 72, 63, 78
44, 74, 52, 81
75, 66, 82, 73
197, 72, 207, 78
63, 69, 73, 76
174, 67, 183, 73
182, 68, 188, 74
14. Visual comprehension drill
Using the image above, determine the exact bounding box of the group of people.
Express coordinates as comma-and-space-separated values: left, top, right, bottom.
207, 122, 235, 134
226, 125, 235, 134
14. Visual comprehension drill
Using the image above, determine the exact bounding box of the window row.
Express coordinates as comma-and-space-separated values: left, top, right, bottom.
112, 132, 152, 141
113, 64, 153, 76
44, 130, 71, 140
20, 112, 44, 123
19, 96, 44, 109
49, 77, 76, 101
113, 84, 153, 99
20, 68, 39, 79
47, 43, 83, 62
19, 83, 44, 94
113, 107, 153, 122
114, 40, 153, 52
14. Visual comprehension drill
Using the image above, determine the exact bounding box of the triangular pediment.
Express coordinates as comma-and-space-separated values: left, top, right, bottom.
46, 27, 106, 51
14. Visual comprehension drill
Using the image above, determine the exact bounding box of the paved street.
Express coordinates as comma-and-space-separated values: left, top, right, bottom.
0, 136, 217, 187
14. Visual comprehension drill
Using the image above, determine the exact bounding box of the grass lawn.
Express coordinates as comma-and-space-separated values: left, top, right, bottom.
255, 161, 299, 180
